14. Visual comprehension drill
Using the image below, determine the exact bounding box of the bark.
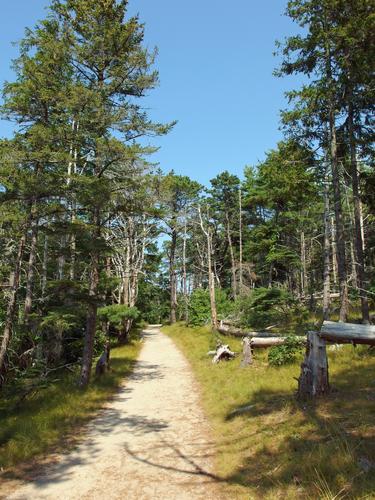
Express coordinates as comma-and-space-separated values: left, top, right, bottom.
41, 233, 48, 298
239, 188, 243, 294
79, 208, 100, 388
300, 230, 307, 297
0, 228, 28, 385
329, 110, 348, 321
182, 217, 188, 322
331, 216, 338, 287
320, 320, 375, 345
198, 206, 218, 329
323, 180, 331, 320
169, 227, 177, 324
298, 331, 329, 399
24, 213, 39, 320
348, 100, 370, 323
225, 212, 237, 298
241, 337, 253, 367
324, 17, 348, 321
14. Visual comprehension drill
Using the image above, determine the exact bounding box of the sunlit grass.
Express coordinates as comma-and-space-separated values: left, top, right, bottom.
164, 323, 375, 499
0, 339, 142, 471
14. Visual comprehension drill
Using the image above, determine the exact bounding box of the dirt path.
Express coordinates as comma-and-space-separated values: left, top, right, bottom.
6, 326, 223, 500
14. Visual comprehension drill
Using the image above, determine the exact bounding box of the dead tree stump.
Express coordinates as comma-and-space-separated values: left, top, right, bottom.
298, 331, 329, 399
241, 337, 253, 367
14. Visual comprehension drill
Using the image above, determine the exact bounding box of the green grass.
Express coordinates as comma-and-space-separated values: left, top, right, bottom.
0, 338, 142, 471
164, 323, 375, 499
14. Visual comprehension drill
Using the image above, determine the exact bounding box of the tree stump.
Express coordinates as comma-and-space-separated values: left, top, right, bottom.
298, 331, 329, 399
241, 337, 253, 367
212, 344, 235, 364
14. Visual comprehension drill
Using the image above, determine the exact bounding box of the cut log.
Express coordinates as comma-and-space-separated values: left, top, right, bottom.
241, 337, 253, 367
298, 331, 329, 399
319, 321, 375, 346
212, 344, 235, 364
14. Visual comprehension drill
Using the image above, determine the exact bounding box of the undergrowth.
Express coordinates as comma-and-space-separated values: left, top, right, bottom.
164, 323, 375, 499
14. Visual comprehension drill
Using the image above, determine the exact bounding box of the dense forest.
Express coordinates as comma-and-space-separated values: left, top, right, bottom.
0, 0, 374, 395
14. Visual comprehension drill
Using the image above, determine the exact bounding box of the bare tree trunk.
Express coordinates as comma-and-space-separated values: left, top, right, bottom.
0, 227, 28, 385
239, 188, 243, 294
300, 230, 307, 297
169, 228, 177, 324
324, 16, 348, 322
331, 215, 338, 287
41, 233, 48, 298
225, 213, 237, 298
182, 216, 188, 322
207, 231, 218, 329
79, 208, 100, 388
198, 206, 217, 329
329, 109, 348, 322
348, 100, 370, 323
323, 179, 331, 320
24, 214, 39, 320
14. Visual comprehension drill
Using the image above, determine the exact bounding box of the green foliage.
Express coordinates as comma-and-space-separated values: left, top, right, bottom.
97, 304, 139, 330
188, 288, 233, 326
268, 335, 305, 367
236, 287, 308, 330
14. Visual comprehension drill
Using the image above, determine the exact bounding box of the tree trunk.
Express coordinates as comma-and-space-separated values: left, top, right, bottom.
329, 109, 348, 322
41, 233, 48, 298
298, 331, 329, 399
0, 228, 28, 385
324, 19, 348, 322
300, 230, 307, 297
169, 228, 177, 324
79, 208, 100, 388
239, 188, 243, 294
241, 337, 253, 367
331, 216, 338, 288
348, 100, 370, 323
226, 213, 237, 298
24, 214, 39, 320
323, 179, 331, 320
182, 216, 188, 322
207, 231, 218, 329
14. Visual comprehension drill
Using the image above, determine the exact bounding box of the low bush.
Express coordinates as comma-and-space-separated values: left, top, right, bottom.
268, 335, 305, 366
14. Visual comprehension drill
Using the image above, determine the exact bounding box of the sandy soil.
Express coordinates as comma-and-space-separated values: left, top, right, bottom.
5, 326, 224, 500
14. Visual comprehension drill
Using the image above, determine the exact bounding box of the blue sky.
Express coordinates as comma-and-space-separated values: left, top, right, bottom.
0, 0, 300, 186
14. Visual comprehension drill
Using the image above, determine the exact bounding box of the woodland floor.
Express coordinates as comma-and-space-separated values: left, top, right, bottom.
2, 326, 224, 500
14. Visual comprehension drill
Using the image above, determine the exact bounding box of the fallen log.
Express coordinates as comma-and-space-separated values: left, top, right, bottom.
250, 337, 287, 348
319, 321, 375, 346
218, 324, 278, 338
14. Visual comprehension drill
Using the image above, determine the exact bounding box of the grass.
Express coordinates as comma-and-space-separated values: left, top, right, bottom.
0, 337, 142, 472
163, 323, 375, 499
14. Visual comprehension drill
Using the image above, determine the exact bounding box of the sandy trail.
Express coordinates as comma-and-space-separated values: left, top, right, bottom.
6, 326, 223, 500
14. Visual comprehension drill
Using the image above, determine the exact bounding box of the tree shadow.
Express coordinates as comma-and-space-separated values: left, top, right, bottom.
223, 360, 375, 498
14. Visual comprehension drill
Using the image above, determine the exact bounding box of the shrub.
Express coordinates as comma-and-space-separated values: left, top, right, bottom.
187, 288, 233, 326
236, 287, 308, 330
268, 335, 305, 366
